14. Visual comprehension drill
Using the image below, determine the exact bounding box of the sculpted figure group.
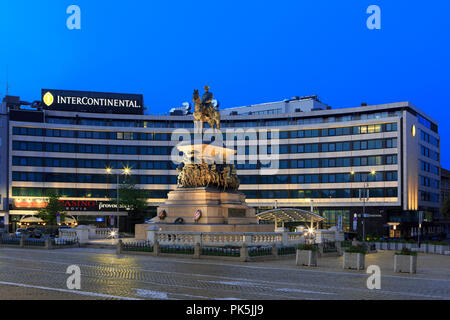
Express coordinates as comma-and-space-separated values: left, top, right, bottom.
177, 162, 240, 191
193, 86, 221, 131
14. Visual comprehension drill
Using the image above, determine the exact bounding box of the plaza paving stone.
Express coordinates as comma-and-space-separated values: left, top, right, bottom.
0, 247, 448, 300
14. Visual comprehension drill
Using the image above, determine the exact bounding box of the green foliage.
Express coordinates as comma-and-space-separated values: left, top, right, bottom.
341, 240, 352, 247
37, 191, 65, 226
440, 197, 450, 218
425, 241, 448, 245
395, 247, 417, 256
118, 176, 148, 219
297, 244, 318, 251
345, 245, 367, 254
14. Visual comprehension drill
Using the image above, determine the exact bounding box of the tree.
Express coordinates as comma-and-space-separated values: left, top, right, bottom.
38, 191, 66, 226
118, 177, 148, 231
440, 197, 450, 219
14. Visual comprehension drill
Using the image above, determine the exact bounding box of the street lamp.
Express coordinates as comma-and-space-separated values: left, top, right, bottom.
351, 170, 376, 243
106, 166, 132, 233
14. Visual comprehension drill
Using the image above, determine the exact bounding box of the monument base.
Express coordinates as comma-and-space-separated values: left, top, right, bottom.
135, 187, 273, 239
157, 187, 259, 225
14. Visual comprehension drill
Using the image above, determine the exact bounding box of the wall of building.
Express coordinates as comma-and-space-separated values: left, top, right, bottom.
1, 97, 442, 235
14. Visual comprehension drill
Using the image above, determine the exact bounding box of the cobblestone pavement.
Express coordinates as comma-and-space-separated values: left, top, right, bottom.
0, 247, 449, 300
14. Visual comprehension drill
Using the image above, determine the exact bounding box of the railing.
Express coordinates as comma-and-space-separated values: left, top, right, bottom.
1, 235, 20, 245
277, 245, 297, 255
53, 238, 79, 247
248, 246, 272, 257
24, 238, 46, 247
322, 240, 338, 253
93, 228, 118, 239
59, 229, 77, 239
314, 231, 336, 243
153, 231, 308, 246
122, 240, 154, 253
160, 245, 195, 255
201, 246, 240, 257
157, 232, 197, 245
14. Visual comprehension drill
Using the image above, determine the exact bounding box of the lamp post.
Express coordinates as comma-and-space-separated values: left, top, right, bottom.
351, 170, 376, 243
106, 166, 131, 233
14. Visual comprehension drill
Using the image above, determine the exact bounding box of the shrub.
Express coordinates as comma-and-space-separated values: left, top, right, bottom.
395, 247, 417, 256
297, 244, 318, 251
341, 240, 352, 248
345, 245, 367, 254
425, 241, 448, 246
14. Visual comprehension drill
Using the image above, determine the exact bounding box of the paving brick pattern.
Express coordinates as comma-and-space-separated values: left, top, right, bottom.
0, 247, 449, 300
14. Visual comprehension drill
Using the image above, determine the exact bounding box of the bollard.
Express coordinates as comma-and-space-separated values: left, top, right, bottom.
153, 241, 160, 256
116, 239, 123, 254
45, 238, 53, 250
20, 236, 25, 248
271, 244, 278, 258
240, 245, 249, 262
194, 243, 201, 259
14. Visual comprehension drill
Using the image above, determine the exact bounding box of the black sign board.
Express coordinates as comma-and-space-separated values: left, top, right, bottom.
41, 89, 144, 115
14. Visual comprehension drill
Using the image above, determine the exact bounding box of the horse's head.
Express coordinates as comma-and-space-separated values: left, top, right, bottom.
193, 89, 199, 100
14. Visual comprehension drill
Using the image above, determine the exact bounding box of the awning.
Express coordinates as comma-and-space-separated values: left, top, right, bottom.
256, 208, 326, 223
20, 216, 44, 224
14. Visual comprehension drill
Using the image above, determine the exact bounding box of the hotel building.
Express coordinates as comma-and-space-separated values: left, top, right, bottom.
0, 90, 442, 237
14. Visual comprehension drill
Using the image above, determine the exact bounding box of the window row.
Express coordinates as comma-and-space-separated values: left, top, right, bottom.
419, 190, 440, 203
12, 141, 171, 155
420, 145, 439, 161
241, 171, 397, 184
419, 176, 440, 189
243, 188, 398, 199
12, 172, 178, 184
12, 187, 168, 199
13, 123, 398, 142
45, 110, 402, 128
12, 187, 398, 199
283, 155, 397, 169
420, 160, 440, 176
12, 157, 177, 170
280, 138, 397, 154
420, 130, 439, 147
13, 171, 398, 184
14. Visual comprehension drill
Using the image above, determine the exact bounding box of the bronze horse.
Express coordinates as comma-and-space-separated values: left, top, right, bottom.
193, 89, 220, 131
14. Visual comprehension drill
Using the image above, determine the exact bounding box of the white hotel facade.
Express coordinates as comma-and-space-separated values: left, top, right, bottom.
0, 92, 442, 237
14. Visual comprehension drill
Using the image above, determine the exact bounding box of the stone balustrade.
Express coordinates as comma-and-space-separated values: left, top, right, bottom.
145, 229, 342, 247
59, 226, 119, 244
59, 229, 77, 239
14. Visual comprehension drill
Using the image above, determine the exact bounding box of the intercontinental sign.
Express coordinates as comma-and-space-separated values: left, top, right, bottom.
41, 89, 144, 115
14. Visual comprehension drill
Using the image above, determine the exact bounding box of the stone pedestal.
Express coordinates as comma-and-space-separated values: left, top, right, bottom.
158, 187, 256, 224
343, 252, 365, 270
150, 187, 272, 233
75, 225, 90, 245
394, 255, 417, 274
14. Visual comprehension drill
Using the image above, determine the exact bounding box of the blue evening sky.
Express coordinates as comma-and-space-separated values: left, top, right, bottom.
1, 1, 449, 165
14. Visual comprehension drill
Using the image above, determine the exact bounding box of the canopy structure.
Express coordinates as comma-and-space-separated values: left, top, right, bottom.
256, 208, 326, 230
20, 216, 44, 224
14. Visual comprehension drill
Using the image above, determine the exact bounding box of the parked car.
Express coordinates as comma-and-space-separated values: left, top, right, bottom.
15, 228, 28, 237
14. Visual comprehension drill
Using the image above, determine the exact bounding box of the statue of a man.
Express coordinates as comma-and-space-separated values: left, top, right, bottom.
202, 85, 213, 108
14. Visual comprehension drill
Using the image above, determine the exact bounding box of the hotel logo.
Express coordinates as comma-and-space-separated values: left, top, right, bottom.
43, 92, 54, 106
41, 89, 144, 115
